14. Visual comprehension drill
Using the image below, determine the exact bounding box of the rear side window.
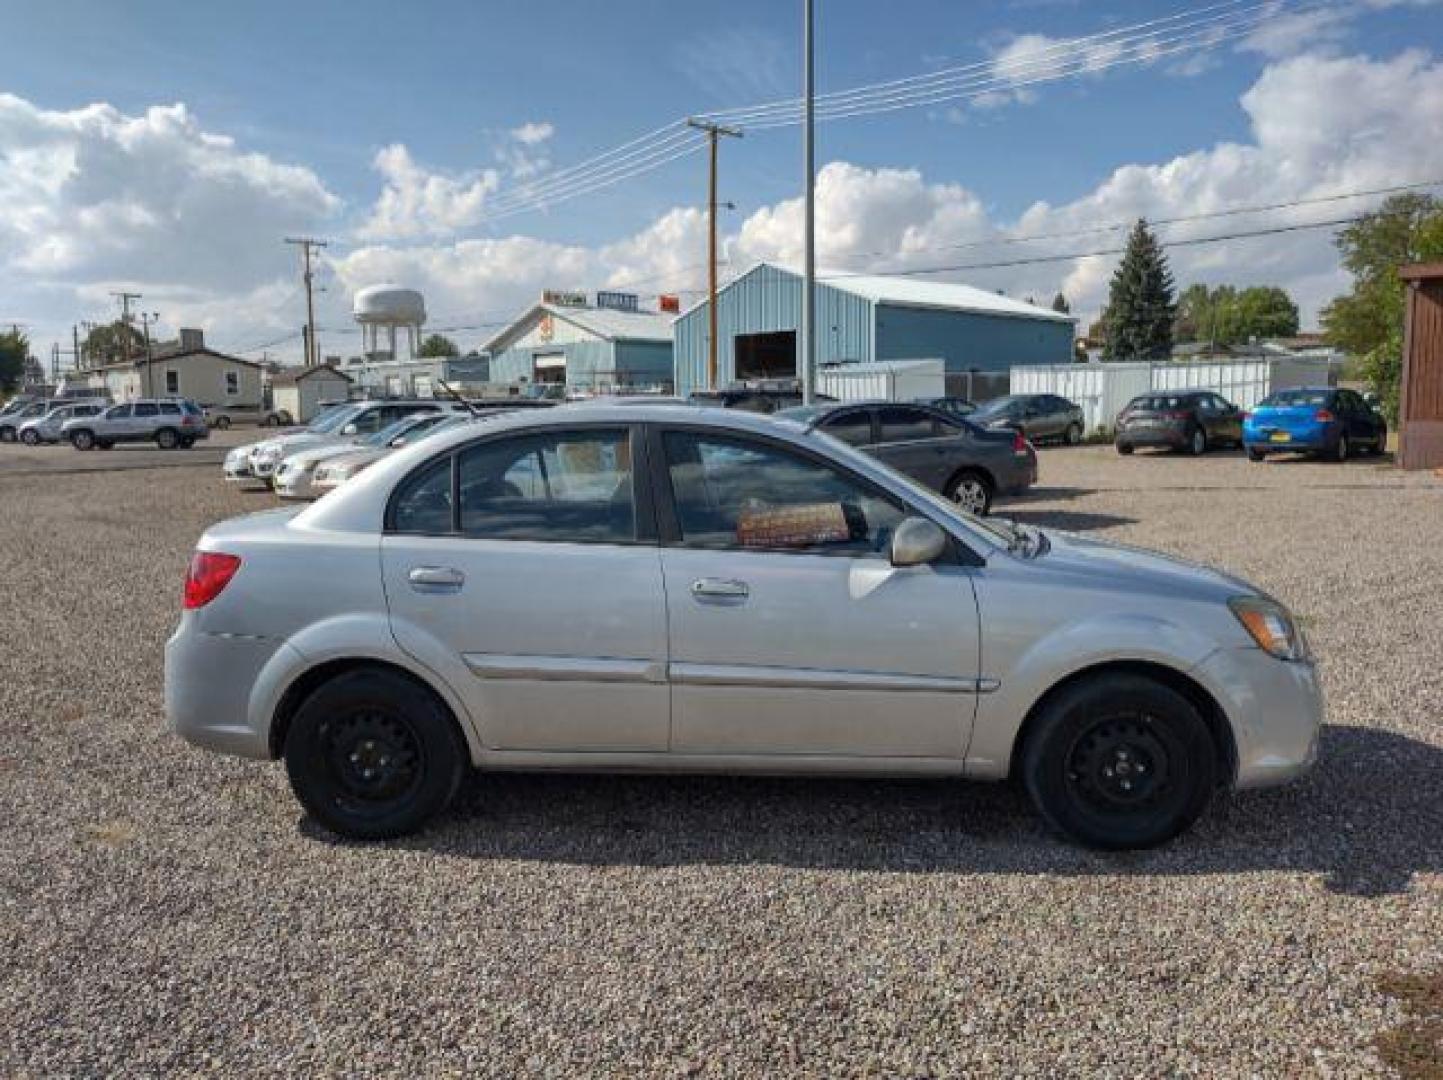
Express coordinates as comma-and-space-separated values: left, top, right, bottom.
457, 429, 635, 543
391, 457, 455, 534
159, 402, 181, 415
133, 403, 159, 418
819, 411, 873, 446
876, 407, 937, 442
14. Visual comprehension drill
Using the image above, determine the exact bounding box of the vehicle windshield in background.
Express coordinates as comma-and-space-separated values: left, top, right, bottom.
307, 405, 362, 433
1129, 396, 1191, 410
1259, 389, 1330, 408
364, 414, 435, 448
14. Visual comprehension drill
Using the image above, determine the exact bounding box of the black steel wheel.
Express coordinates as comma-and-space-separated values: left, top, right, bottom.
283, 668, 467, 840
1021, 673, 1217, 850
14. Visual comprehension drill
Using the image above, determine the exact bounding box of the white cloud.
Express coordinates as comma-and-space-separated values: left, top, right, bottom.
510, 121, 554, 147
355, 144, 500, 241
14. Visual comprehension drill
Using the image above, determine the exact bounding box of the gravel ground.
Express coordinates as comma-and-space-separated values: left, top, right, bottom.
1, 442, 1440, 1076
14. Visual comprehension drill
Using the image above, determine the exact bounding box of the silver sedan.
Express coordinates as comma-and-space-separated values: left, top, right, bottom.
167, 404, 1321, 849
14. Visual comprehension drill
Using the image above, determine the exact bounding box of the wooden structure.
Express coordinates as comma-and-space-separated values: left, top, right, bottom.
1398, 263, 1443, 470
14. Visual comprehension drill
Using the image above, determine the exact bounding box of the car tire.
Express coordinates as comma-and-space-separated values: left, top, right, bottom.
945, 469, 994, 516
1246, 447, 1266, 462
1332, 434, 1349, 463
1116, 442, 1134, 455
97, 440, 114, 450
1021, 673, 1217, 851
1064, 423, 1083, 446
180, 436, 195, 449
283, 668, 468, 841
214, 416, 232, 430
70, 429, 95, 451
20, 429, 40, 446
0, 427, 15, 443
1187, 427, 1207, 456
1372, 427, 1387, 456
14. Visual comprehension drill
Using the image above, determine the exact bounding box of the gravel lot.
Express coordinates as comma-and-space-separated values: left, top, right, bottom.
1, 441, 1440, 1076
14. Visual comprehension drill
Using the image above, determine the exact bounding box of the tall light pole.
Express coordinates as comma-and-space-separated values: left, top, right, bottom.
800, 0, 817, 404
285, 237, 328, 367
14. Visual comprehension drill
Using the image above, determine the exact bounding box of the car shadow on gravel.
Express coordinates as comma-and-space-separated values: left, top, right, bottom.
307, 725, 1441, 897
1001, 508, 1137, 533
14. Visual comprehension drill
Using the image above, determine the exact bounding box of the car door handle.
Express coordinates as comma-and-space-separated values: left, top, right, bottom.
691, 578, 749, 601
408, 566, 465, 591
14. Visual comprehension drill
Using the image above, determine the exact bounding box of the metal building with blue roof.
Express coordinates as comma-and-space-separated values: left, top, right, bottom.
673, 262, 1076, 397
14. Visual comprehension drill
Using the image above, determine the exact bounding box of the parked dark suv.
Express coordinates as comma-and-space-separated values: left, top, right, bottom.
778, 401, 1036, 515
1115, 390, 1244, 456
969, 394, 1085, 445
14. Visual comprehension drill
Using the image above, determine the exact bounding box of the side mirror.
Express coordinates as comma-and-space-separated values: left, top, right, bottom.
890, 517, 948, 568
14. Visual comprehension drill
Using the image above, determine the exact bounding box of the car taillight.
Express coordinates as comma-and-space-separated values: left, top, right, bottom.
1314, 409, 1335, 422
184, 551, 242, 609
182, 414, 196, 426
1012, 429, 1029, 454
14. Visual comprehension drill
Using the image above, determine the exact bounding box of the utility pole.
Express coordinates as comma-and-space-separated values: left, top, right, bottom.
285, 238, 328, 367
138, 312, 159, 397
685, 119, 742, 391
800, 0, 817, 404
111, 290, 141, 367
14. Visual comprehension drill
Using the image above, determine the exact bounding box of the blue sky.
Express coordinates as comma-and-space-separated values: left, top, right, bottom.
3, 0, 1442, 358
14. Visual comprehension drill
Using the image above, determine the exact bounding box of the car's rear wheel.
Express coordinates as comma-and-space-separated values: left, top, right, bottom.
1332, 434, 1349, 462
1064, 422, 1083, 446
214, 415, 232, 430
20, 429, 39, 446
180, 436, 195, 449
1021, 673, 1216, 850
1247, 447, 1266, 462
1116, 441, 1134, 455
0, 427, 15, 443
945, 469, 993, 516
155, 427, 180, 450
1188, 427, 1207, 456
70, 429, 95, 451
283, 668, 467, 840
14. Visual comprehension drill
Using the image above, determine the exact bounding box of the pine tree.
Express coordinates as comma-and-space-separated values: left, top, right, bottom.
1103, 219, 1176, 360
1051, 292, 1071, 314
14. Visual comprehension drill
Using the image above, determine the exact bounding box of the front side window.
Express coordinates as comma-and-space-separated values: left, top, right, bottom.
106, 405, 132, 420
133, 403, 159, 418
663, 431, 904, 555
457, 429, 635, 543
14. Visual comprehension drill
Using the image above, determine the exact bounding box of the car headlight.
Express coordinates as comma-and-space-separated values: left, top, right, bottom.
1229, 596, 1310, 662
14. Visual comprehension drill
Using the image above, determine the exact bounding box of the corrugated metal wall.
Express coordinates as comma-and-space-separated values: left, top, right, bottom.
1400, 274, 1443, 469
674, 264, 873, 394
875, 304, 1074, 372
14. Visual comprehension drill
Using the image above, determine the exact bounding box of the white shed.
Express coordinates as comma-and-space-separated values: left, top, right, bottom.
817, 359, 946, 402
270, 365, 353, 424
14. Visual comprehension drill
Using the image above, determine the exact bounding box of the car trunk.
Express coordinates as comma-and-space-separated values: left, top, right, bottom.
1250, 404, 1322, 434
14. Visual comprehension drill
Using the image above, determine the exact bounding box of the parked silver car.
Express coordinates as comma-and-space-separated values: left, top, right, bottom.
17, 401, 108, 445
1, 397, 91, 442
63, 398, 209, 450
310, 414, 481, 496
240, 401, 454, 485
274, 411, 463, 500
168, 405, 1321, 849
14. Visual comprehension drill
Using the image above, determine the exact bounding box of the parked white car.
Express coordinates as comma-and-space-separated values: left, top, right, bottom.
310, 413, 480, 496
169, 404, 1321, 849
273, 411, 463, 500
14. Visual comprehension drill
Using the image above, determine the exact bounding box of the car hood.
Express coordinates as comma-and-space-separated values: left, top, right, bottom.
281, 442, 363, 469
1025, 527, 1256, 603
318, 447, 390, 470
255, 432, 340, 455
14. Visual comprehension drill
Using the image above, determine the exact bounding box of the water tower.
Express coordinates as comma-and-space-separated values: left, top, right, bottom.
353, 284, 426, 362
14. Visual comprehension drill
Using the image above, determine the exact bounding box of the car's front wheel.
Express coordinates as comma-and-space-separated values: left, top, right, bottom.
1116, 441, 1134, 455
70, 429, 95, 451
283, 668, 467, 840
945, 469, 993, 515
19, 429, 39, 446
1064, 422, 1083, 446
1188, 427, 1207, 456
1021, 673, 1217, 850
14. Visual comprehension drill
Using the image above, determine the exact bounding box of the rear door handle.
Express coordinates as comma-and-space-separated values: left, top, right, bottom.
408, 566, 465, 592
691, 578, 749, 601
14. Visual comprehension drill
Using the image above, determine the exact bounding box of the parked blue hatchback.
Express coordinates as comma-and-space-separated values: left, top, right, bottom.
1243, 386, 1387, 462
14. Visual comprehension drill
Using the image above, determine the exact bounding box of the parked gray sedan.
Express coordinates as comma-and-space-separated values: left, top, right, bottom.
168, 404, 1321, 850
778, 401, 1036, 515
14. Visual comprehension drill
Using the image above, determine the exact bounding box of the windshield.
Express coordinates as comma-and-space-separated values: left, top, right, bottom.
364, 413, 435, 448
1259, 388, 1330, 407
307, 404, 362, 433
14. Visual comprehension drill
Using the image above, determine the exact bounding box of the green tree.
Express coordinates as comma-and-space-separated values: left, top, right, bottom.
1051, 292, 1071, 315
82, 321, 145, 367
418, 333, 459, 358
1174, 283, 1299, 346
1103, 219, 1176, 360
1321, 194, 1443, 419
0, 328, 28, 394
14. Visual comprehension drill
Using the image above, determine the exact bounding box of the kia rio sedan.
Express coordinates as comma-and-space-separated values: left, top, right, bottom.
167, 405, 1321, 850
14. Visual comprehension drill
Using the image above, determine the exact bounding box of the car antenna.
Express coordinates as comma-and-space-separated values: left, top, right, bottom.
435, 379, 481, 418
